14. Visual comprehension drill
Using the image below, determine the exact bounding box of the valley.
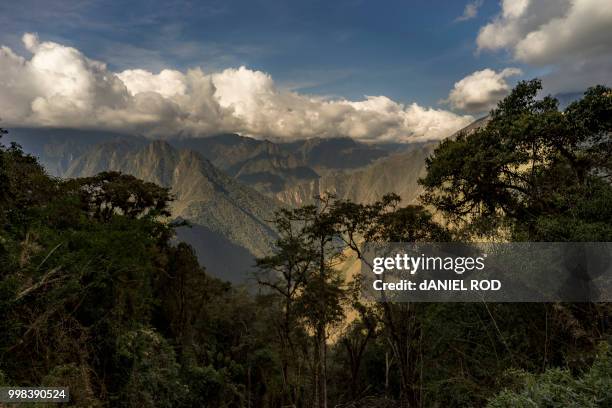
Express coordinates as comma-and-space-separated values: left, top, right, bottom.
4, 121, 484, 282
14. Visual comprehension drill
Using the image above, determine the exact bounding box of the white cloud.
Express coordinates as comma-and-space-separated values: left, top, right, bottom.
513, 0, 612, 65
445, 68, 522, 113
477, 0, 567, 53
0, 33, 473, 142
456, 0, 483, 22
476, 0, 612, 92
117, 69, 187, 98
502, 0, 530, 19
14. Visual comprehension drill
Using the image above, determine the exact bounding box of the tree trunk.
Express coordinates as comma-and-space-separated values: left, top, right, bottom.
314, 321, 327, 408
317, 238, 328, 408
385, 351, 390, 398
383, 303, 421, 407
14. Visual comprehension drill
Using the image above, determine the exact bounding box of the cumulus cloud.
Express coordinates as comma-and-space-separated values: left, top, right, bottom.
456, 0, 483, 22
445, 68, 522, 113
0, 33, 473, 142
476, 0, 612, 92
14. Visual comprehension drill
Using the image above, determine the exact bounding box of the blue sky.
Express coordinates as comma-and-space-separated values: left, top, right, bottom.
0, 0, 518, 106
0, 0, 609, 141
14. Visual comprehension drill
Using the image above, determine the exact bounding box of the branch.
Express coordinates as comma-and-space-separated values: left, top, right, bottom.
15, 266, 63, 301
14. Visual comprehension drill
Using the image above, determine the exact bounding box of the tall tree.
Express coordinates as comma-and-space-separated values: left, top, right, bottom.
255, 208, 315, 407
419, 80, 612, 241
333, 194, 450, 407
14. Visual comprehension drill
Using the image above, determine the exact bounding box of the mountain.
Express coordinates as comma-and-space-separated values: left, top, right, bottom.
282, 136, 390, 173
3, 127, 146, 176
171, 134, 395, 195
63, 140, 279, 283
275, 144, 436, 206
5, 128, 405, 200
3, 121, 494, 281
3, 128, 409, 280
6, 120, 490, 208
273, 117, 492, 207
448, 115, 490, 139
172, 134, 319, 195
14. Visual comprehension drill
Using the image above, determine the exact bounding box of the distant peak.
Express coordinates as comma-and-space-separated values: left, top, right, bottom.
147, 139, 175, 151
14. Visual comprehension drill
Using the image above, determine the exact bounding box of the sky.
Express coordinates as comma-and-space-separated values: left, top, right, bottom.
0, 0, 610, 142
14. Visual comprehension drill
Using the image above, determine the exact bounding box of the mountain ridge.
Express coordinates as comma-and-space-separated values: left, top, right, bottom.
63, 139, 280, 282
3, 119, 489, 281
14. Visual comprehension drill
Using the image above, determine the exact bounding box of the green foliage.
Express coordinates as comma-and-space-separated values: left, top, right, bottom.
181, 364, 237, 407
414, 83, 612, 406
419, 80, 612, 242
255, 196, 352, 407
72, 171, 172, 222
115, 329, 184, 408
488, 343, 612, 407
0, 133, 269, 406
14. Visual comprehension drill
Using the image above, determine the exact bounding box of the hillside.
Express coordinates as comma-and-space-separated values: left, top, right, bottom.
5, 124, 494, 280
64, 140, 279, 282
172, 134, 319, 195
272, 117, 491, 206
4, 127, 146, 176
275, 144, 435, 206
171, 134, 396, 195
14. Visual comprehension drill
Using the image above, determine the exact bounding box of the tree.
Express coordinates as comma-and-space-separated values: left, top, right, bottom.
417, 81, 612, 405
256, 195, 348, 408
337, 292, 379, 401
299, 196, 348, 408
419, 80, 612, 241
72, 171, 172, 222
333, 194, 450, 407
254, 208, 316, 406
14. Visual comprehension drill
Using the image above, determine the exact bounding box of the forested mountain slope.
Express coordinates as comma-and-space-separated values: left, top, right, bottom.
65, 140, 279, 282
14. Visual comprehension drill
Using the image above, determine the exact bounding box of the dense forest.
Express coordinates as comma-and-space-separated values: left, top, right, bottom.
1, 80, 611, 407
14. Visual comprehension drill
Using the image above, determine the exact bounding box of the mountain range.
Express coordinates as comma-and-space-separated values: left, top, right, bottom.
3, 120, 485, 282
